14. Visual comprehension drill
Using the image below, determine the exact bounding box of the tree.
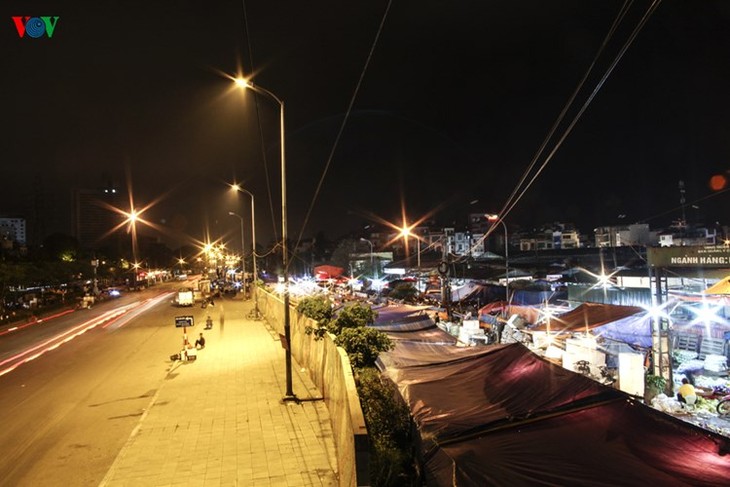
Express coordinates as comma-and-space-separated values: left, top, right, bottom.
297, 295, 334, 339
334, 327, 394, 369
329, 238, 357, 273
329, 301, 377, 335
41, 233, 79, 262
312, 231, 332, 264
357, 368, 416, 487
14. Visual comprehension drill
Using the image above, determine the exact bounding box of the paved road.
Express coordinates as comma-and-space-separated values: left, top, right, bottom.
0, 284, 199, 485
0, 284, 339, 486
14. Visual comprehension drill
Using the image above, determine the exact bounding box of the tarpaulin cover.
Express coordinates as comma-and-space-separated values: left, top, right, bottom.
372, 316, 437, 333
479, 303, 543, 325
382, 343, 626, 443
424, 397, 730, 486
312, 264, 344, 279
530, 302, 644, 332
376, 322, 458, 345
703, 276, 730, 295
591, 311, 653, 348
511, 288, 559, 305
451, 281, 484, 302
376, 340, 489, 370
478, 300, 508, 316
377, 340, 730, 486
372, 304, 431, 324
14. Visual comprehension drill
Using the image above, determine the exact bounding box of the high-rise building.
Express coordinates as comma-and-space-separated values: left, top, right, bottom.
72, 184, 125, 250
0, 217, 27, 245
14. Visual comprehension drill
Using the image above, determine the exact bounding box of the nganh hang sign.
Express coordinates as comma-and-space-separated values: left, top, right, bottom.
647, 245, 730, 268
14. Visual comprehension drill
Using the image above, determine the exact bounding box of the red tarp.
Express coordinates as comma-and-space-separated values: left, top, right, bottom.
313, 265, 345, 280
530, 302, 644, 332
375, 317, 730, 486
479, 302, 543, 325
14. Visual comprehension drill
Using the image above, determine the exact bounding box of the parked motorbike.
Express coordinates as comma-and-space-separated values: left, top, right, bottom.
716, 393, 730, 416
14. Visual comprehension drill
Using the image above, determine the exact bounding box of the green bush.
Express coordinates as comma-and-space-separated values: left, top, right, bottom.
356, 367, 417, 487
335, 327, 394, 369
645, 373, 667, 392
296, 296, 334, 339
329, 301, 378, 335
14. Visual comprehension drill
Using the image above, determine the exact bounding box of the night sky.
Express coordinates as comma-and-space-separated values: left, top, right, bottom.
3, 1, 730, 250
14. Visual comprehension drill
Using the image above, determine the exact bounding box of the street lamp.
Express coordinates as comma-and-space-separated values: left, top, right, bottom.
126, 209, 140, 288
228, 211, 247, 297
360, 237, 374, 278
230, 184, 261, 319
399, 226, 420, 268
486, 214, 509, 312
234, 77, 295, 401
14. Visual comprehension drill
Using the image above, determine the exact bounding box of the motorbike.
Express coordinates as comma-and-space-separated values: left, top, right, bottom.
716, 393, 730, 416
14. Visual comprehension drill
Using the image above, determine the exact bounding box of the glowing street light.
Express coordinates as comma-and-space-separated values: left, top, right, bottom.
399, 225, 420, 268
231, 184, 261, 318
228, 211, 247, 293
486, 214, 509, 312
234, 76, 295, 401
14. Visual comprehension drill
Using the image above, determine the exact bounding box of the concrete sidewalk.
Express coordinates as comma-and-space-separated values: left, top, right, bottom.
100, 299, 339, 487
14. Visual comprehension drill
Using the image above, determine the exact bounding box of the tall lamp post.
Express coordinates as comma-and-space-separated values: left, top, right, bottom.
360, 237, 374, 278
486, 214, 509, 313
126, 209, 140, 289
231, 184, 261, 319
399, 225, 421, 293
228, 211, 247, 297
399, 226, 420, 268
235, 77, 295, 401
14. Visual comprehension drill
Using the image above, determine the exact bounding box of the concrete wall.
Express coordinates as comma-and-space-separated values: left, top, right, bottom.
258, 289, 369, 487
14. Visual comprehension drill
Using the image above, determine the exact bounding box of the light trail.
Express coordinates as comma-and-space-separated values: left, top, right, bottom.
0, 309, 76, 337
0, 292, 173, 378
103, 292, 174, 330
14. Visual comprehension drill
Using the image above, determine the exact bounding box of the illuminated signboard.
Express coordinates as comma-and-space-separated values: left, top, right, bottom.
175, 316, 194, 328
647, 246, 730, 268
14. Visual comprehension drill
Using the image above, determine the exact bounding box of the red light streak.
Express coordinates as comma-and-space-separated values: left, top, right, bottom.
0, 292, 174, 378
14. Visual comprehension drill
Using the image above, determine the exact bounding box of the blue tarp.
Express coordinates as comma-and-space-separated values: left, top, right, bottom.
592, 311, 653, 348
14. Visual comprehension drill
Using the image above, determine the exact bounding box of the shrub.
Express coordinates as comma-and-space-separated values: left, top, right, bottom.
357, 367, 417, 487
296, 296, 334, 339
335, 327, 394, 369
328, 301, 378, 335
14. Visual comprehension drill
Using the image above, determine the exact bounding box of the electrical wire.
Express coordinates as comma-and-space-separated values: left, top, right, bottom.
289, 0, 394, 272
239, 0, 393, 274
473, 0, 662, 255
241, 0, 280, 245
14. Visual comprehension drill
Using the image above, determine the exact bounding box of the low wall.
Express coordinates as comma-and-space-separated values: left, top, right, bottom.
258, 289, 369, 487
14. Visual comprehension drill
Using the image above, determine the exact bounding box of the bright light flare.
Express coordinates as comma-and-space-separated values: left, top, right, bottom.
371, 278, 387, 292
640, 301, 673, 323
234, 77, 251, 89
575, 267, 621, 293
686, 301, 730, 329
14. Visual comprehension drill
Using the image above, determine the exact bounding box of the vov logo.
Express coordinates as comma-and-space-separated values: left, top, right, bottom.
12, 16, 60, 38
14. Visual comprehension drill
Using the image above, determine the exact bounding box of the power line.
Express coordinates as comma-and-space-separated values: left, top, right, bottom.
473, 0, 662, 256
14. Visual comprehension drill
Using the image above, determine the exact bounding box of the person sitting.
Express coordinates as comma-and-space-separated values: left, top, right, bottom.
677, 377, 697, 407
195, 333, 206, 349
